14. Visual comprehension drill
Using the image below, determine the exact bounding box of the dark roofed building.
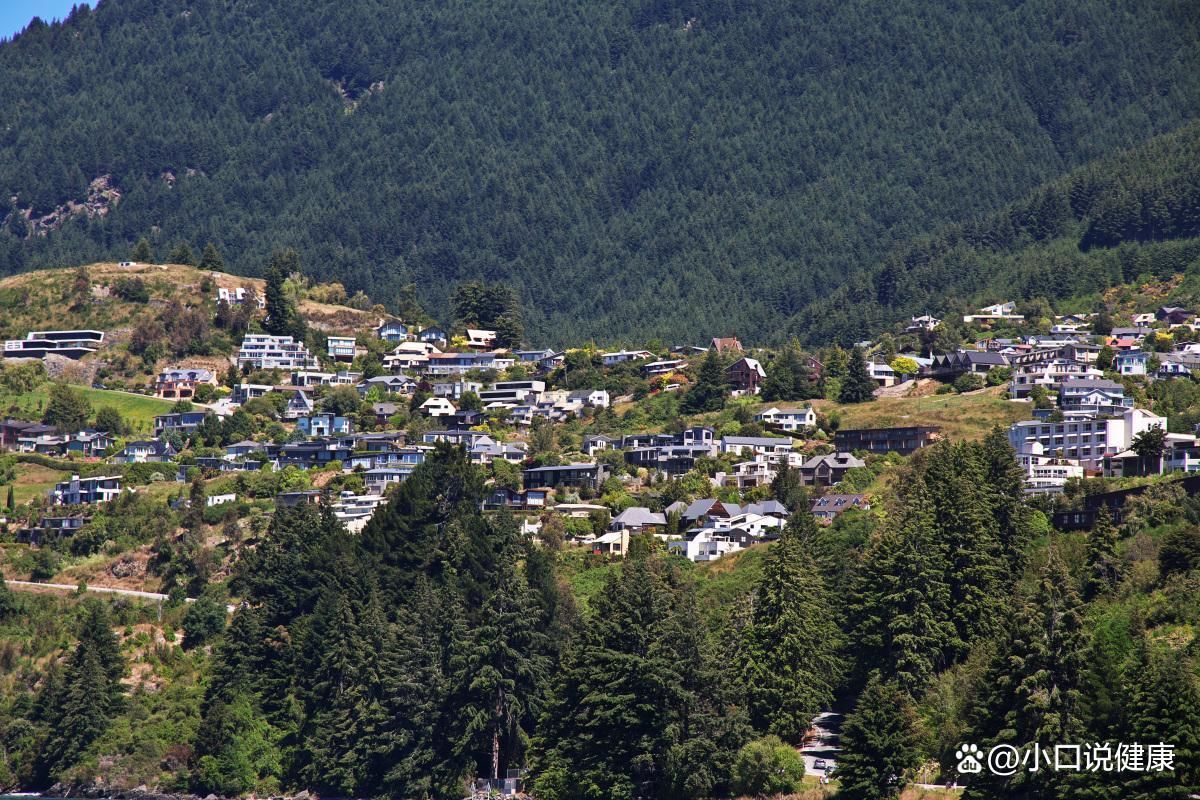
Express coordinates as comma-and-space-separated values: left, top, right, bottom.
811, 494, 870, 522
924, 350, 1008, 379
523, 463, 608, 491
835, 425, 941, 455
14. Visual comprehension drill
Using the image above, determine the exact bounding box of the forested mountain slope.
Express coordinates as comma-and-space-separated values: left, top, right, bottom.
0, 0, 1198, 344
803, 119, 1200, 343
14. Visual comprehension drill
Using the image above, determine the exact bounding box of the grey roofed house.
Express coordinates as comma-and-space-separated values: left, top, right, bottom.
742, 500, 790, 518
681, 498, 741, 521
358, 374, 418, 395
1110, 327, 1152, 338
610, 507, 668, 530
664, 500, 689, 516
811, 493, 870, 521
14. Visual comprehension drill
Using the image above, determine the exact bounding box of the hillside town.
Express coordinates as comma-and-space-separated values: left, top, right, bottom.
1, 264, 1195, 564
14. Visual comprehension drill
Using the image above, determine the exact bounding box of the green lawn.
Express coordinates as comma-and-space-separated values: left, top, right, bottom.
0, 383, 175, 435
10, 462, 69, 505
79, 387, 176, 434
814, 386, 1026, 442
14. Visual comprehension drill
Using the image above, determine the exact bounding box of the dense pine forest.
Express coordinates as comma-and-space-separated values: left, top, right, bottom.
1, 0, 1199, 343
5, 438, 1200, 798
805, 120, 1200, 344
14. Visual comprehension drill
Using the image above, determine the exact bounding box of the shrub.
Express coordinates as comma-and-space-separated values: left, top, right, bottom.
29, 547, 62, 582
731, 736, 806, 797
953, 372, 985, 393
113, 277, 151, 303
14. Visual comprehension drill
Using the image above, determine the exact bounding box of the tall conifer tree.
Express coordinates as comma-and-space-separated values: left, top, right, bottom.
739, 513, 844, 740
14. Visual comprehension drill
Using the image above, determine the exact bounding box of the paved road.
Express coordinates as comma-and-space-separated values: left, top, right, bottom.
7, 579, 181, 602
800, 711, 843, 779
5, 580, 236, 612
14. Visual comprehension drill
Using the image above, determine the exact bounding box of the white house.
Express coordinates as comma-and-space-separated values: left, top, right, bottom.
867, 361, 896, 387
906, 314, 942, 332
756, 406, 817, 431
964, 302, 1025, 323
602, 349, 655, 366
419, 396, 457, 417
466, 329, 497, 349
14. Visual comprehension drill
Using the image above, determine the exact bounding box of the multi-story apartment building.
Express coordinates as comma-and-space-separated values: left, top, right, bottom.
1014, 442, 1085, 494
1008, 408, 1165, 471
1009, 358, 1104, 398
236, 334, 319, 371
834, 426, 941, 455
1058, 378, 1133, 416
327, 336, 359, 362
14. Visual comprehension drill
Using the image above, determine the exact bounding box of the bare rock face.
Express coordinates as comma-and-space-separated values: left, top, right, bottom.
43, 353, 97, 385
109, 556, 145, 579
19, 174, 123, 237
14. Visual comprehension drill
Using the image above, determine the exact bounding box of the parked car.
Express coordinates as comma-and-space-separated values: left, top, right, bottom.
814, 759, 828, 771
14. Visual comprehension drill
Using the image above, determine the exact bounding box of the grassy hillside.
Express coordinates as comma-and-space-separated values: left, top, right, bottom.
815, 386, 1028, 442
0, 261, 377, 342
0, 0, 1197, 343
0, 379, 175, 435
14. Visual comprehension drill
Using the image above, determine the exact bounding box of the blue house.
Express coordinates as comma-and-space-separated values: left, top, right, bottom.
376, 320, 410, 342
297, 413, 353, 437
1114, 350, 1150, 377
418, 326, 448, 346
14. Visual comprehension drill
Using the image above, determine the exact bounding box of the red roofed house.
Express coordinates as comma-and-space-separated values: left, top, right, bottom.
710, 337, 743, 354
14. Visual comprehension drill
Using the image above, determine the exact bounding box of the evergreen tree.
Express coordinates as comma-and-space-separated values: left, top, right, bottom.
376, 597, 444, 798
530, 554, 731, 800
1122, 642, 1200, 798
454, 536, 550, 781
263, 248, 306, 340
682, 349, 728, 413
965, 549, 1087, 799
846, 481, 954, 697
922, 443, 1007, 655
39, 601, 124, 780
839, 346, 877, 404
302, 575, 373, 795
836, 676, 922, 800
979, 426, 1034, 574
762, 342, 819, 402
1082, 508, 1123, 601
0, 571, 17, 619
168, 241, 196, 265
42, 382, 92, 433
493, 310, 524, 349
5, 484, 13, 512
193, 693, 282, 796
769, 463, 808, 512
198, 242, 225, 271
130, 237, 153, 263
94, 406, 127, 436
739, 514, 844, 740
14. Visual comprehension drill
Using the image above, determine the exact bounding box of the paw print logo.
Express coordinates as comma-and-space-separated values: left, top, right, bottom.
957, 743, 984, 774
